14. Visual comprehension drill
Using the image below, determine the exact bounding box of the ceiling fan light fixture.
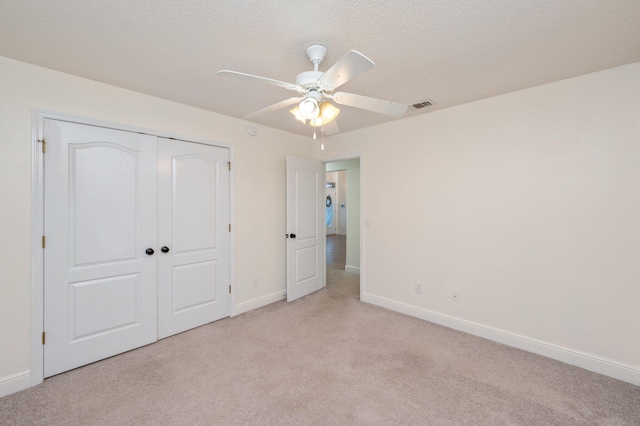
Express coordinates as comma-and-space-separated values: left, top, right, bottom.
320, 102, 340, 121
307, 102, 340, 127
289, 106, 307, 123
309, 117, 323, 127
298, 97, 320, 119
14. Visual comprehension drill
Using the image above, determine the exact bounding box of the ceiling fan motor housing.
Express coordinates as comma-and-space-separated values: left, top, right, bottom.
296, 71, 324, 89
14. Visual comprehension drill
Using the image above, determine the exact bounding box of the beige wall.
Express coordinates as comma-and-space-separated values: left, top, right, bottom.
319, 62, 640, 377
0, 57, 311, 382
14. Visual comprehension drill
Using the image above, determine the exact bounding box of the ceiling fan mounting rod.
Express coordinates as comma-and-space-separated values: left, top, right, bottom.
305, 44, 327, 72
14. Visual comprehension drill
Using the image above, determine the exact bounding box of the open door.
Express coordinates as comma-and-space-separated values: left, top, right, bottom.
286, 156, 324, 301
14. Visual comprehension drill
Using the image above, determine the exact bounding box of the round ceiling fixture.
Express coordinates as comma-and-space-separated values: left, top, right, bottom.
298, 90, 323, 119
299, 98, 319, 119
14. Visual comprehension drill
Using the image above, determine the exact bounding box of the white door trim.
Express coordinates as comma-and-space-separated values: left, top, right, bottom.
30, 109, 236, 387
321, 153, 364, 301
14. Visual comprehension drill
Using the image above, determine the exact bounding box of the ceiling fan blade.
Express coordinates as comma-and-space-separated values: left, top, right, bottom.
321, 120, 340, 136
318, 50, 374, 90
331, 92, 408, 118
217, 70, 301, 91
245, 97, 303, 119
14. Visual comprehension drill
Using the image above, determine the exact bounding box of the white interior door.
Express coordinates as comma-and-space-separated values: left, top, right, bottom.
286, 156, 324, 302
44, 120, 158, 377
157, 138, 230, 339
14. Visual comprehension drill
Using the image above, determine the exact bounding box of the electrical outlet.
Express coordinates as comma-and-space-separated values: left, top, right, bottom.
253, 277, 260, 287
415, 283, 423, 294
451, 291, 460, 302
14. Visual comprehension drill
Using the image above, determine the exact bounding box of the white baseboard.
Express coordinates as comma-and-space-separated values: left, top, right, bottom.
233, 289, 286, 316
345, 265, 360, 274
0, 370, 31, 398
361, 292, 640, 386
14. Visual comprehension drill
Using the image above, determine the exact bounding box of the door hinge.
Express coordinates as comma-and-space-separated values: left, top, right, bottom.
42, 332, 46, 345
42, 235, 46, 248
39, 139, 46, 153
229, 285, 231, 294
228, 223, 231, 232
228, 162, 231, 171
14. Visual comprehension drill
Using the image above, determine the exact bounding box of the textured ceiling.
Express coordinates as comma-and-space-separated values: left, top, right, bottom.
1, 0, 639, 136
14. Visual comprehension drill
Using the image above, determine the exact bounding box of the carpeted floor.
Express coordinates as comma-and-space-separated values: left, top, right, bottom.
1, 268, 639, 425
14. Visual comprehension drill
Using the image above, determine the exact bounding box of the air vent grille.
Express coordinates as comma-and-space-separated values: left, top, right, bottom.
411, 99, 435, 109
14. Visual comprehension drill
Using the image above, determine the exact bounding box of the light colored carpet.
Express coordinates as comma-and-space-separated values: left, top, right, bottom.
2, 268, 639, 425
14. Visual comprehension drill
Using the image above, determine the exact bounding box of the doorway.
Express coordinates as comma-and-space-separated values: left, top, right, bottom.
324, 158, 361, 297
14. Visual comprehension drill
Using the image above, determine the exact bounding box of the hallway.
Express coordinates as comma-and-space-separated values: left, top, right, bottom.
326, 234, 346, 270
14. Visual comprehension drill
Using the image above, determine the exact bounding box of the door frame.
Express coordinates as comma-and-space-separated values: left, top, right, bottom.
322, 153, 364, 301
30, 110, 236, 387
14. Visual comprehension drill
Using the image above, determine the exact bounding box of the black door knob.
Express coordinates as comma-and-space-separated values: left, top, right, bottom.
290, 233, 296, 239
145, 248, 155, 255
161, 246, 170, 253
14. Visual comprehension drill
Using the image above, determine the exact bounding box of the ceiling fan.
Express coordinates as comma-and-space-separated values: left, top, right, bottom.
217, 44, 408, 135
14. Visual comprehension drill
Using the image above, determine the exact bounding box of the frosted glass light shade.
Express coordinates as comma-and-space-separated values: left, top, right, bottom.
290, 101, 340, 127
299, 98, 320, 119
308, 102, 340, 127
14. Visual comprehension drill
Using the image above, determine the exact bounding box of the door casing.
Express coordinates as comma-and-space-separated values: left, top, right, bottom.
30, 110, 235, 387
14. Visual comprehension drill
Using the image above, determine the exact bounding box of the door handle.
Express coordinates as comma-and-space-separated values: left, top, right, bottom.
161, 246, 170, 253
290, 233, 296, 239
145, 248, 155, 255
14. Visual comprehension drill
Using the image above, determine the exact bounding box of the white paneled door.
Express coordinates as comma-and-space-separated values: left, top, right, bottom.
157, 138, 230, 339
44, 120, 158, 377
43, 120, 230, 377
286, 156, 324, 301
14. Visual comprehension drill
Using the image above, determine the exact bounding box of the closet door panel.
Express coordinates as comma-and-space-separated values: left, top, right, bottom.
44, 120, 158, 377
157, 138, 230, 339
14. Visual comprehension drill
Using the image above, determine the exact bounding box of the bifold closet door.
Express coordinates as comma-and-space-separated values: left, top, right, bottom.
44, 120, 158, 378
157, 138, 230, 339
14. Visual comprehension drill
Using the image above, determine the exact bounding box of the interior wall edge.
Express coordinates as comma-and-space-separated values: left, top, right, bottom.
361, 292, 640, 386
